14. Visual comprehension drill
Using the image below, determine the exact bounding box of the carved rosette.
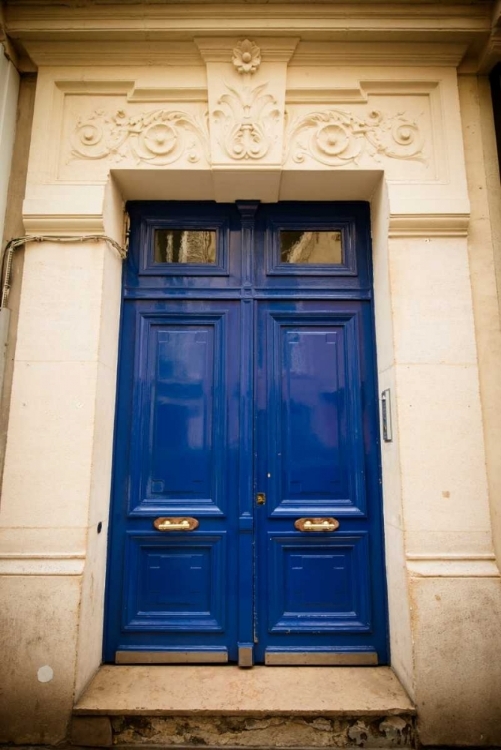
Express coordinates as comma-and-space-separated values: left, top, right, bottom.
213, 82, 280, 161
286, 108, 425, 166
71, 108, 210, 166
232, 39, 261, 75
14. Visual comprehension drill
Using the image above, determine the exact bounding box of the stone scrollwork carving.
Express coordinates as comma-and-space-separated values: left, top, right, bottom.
213, 82, 280, 160
71, 108, 210, 166
232, 39, 261, 75
286, 108, 425, 166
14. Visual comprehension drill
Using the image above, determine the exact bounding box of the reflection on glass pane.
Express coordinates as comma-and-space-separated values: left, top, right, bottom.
280, 231, 343, 265
154, 230, 216, 264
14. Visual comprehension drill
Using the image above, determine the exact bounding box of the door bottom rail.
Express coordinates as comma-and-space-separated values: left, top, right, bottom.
115, 649, 229, 664
115, 648, 378, 666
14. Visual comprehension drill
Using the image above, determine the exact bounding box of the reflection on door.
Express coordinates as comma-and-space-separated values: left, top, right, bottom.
104, 202, 388, 666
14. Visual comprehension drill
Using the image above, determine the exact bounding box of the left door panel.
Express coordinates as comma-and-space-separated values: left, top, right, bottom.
105, 299, 241, 663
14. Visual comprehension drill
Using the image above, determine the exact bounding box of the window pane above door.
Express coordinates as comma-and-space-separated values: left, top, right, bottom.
280, 231, 343, 265
154, 229, 217, 264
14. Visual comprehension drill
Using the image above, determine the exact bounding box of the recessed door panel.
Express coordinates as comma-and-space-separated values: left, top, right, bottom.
150, 329, 214, 501
260, 305, 366, 516
284, 329, 344, 500
123, 533, 226, 632
267, 533, 371, 632
131, 312, 231, 516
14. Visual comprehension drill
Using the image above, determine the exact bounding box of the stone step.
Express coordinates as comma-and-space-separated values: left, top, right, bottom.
71, 665, 416, 748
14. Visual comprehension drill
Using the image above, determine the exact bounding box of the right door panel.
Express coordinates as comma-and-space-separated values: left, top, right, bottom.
255, 299, 388, 665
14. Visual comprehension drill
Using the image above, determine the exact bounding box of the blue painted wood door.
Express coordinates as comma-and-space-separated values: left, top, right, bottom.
104, 201, 388, 665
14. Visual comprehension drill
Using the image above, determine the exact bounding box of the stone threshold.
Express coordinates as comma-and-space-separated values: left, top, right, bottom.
74, 665, 415, 717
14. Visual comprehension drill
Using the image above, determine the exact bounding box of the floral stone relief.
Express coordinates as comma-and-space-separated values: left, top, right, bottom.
211, 39, 281, 161
68, 100, 427, 170
67, 39, 427, 171
285, 108, 426, 167
212, 81, 280, 161
232, 39, 261, 75
70, 108, 210, 166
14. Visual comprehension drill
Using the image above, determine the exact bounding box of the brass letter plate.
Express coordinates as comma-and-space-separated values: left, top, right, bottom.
294, 517, 340, 532
153, 517, 199, 532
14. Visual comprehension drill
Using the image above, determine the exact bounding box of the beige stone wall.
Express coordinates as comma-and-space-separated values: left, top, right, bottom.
459, 74, 501, 566
0, 74, 36, 487
0, 35, 500, 745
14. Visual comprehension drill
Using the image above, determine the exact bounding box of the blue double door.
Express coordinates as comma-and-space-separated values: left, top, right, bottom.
105, 202, 388, 666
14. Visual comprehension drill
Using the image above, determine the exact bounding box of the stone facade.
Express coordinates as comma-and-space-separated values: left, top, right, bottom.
0, 1, 501, 746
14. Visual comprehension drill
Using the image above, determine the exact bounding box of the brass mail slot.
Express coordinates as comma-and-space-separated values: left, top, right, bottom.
153, 517, 199, 532
294, 517, 340, 532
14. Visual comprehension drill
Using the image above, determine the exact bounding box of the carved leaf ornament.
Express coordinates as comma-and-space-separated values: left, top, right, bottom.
213, 82, 280, 161
71, 108, 210, 166
286, 108, 425, 166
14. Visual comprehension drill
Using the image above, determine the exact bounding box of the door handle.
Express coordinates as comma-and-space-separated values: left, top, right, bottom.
294, 517, 340, 532
153, 517, 199, 531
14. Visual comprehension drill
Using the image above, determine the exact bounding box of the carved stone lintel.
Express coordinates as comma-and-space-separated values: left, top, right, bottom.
71, 108, 210, 166
69, 103, 426, 169
286, 108, 425, 167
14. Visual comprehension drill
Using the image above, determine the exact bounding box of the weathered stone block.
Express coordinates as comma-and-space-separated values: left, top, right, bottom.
70, 716, 112, 747
110, 714, 416, 747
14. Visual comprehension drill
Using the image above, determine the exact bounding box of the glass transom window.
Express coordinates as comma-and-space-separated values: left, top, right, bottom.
154, 229, 217, 264
280, 230, 343, 265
